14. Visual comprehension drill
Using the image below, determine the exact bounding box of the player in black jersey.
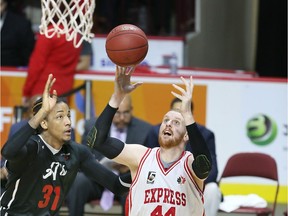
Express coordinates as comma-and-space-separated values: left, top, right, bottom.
0, 74, 130, 216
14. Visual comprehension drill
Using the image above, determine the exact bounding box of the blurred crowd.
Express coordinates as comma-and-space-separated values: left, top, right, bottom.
2, 0, 196, 36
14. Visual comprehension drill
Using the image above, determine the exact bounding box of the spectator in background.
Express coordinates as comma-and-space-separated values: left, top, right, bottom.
66, 95, 152, 216
148, 0, 174, 35
22, 26, 81, 107
0, 0, 35, 67
76, 40, 93, 71
144, 97, 222, 216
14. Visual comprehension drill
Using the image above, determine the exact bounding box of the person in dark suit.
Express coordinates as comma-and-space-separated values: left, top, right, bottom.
0, 0, 35, 67
66, 95, 152, 216
144, 97, 221, 216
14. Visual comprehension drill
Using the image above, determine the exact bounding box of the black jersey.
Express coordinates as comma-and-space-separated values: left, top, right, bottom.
0, 123, 128, 216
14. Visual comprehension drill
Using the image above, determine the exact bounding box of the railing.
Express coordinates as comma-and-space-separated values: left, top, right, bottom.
13, 80, 93, 122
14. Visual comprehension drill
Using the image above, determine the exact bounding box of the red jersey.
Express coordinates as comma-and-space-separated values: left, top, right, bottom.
23, 29, 81, 97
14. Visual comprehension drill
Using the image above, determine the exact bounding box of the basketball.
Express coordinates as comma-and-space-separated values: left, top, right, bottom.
105, 24, 148, 67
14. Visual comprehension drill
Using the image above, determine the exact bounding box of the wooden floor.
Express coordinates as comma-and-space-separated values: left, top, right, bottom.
59, 202, 287, 216
59, 201, 122, 216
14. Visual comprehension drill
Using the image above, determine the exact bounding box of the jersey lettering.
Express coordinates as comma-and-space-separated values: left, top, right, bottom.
43, 162, 67, 180
38, 185, 61, 211
144, 188, 186, 206
128, 149, 204, 215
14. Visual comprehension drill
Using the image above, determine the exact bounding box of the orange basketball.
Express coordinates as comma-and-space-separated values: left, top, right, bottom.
105, 24, 148, 67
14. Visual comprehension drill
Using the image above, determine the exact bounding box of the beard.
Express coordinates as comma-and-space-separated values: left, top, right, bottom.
158, 134, 184, 149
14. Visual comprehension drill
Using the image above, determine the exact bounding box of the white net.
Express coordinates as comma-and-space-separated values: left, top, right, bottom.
39, 0, 96, 48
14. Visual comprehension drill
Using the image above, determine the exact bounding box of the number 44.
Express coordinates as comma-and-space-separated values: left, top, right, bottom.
151, 205, 175, 216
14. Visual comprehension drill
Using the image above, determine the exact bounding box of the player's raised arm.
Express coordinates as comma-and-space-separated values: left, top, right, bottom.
87, 66, 142, 157
1, 74, 57, 160
172, 76, 212, 179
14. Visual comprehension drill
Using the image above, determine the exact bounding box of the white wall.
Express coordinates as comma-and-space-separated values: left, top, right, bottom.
186, 0, 259, 71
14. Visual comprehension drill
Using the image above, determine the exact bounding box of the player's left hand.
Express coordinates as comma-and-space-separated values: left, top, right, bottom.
171, 76, 194, 115
115, 65, 143, 96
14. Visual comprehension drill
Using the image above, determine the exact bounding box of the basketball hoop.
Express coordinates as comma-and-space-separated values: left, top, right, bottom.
39, 0, 96, 48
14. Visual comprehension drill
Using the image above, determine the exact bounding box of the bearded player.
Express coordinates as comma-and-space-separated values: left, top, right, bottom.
88, 66, 212, 215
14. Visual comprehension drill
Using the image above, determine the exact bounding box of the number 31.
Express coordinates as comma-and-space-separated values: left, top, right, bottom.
38, 185, 61, 211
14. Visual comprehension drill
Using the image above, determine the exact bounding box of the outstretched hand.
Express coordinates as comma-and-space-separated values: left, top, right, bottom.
171, 76, 194, 115
114, 65, 143, 97
41, 74, 57, 114
28, 74, 57, 129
